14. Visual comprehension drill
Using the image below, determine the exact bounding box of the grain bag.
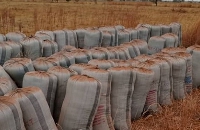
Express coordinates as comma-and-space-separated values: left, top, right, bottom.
0, 77, 12, 96
89, 48, 110, 60
63, 29, 78, 48
35, 32, 52, 41
58, 75, 102, 130
149, 58, 172, 105
126, 28, 138, 40
41, 39, 58, 57
0, 96, 26, 130
33, 57, 59, 71
115, 25, 125, 30
50, 51, 75, 67
106, 47, 120, 59
75, 28, 86, 49
134, 54, 153, 62
108, 67, 136, 130
101, 31, 115, 47
0, 43, 12, 65
23, 71, 57, 113
160, 56, 187, 100
161, 33, 178, 47
120, 42, 141, 58
136, 26, 150, 42
82, 68, 115, 130
88, 59, 116, 70
126, 59, 141, 67
170, 22, 182, 46
130, 39, 148, 54
0, 65, 17, 89
48, 66, 77, 122
131, 67, 154, 120
114, 46, 131, 60
61, 45, 77, 52
186, 45, 200, 88
83, 29, 102, 49
6, 32, 26, 43
148, 36, 166, 55
159, 24, 171, 35
70, 49, 92, 63
4, 40, 23, 58
53, 30, 66, 51
174, 52, 192, 94
3, 58, 35, 87
118, 29, 131, 45
137, 60, 160, 112
161, 47, 186, 54
150, 25, 162, 37
0, 34, 6, 42
20, 36, 43, 60
36, 30, 55, 41
110, 59, 131, 67
69, 63, 96, 74
6, 87, 57, 130
99, 26, 118, 46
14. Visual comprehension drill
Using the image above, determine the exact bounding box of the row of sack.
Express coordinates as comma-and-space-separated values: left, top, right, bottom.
0, 31, 180, 66
0, 23, 181, 50
0, 45, 196, 130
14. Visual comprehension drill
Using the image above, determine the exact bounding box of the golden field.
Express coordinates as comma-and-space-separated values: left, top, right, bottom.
0, 1, 200, 129
0, 1, 200, 47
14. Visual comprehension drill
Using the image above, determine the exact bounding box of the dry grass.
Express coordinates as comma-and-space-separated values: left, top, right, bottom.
0, 1, 200, 129
132, 89, 200, 130
0, 1, 200, 47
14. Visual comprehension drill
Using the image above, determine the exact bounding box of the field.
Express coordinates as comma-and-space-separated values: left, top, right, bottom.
0, 1, 200, 129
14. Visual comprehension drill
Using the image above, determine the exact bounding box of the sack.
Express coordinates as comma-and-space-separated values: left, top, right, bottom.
33, 57, 59, 71
6, 87, 57, 130
50, 51, 75, 68
101, 31, 115, 47
0, 77, 12, 96
148, 36, 166, 55
131, 67, 154, 120
58, 75, 102, 130
63, 29, 78, 48
88, 59, 116, 70
0, 34, 6, 42
134, 54, 153, 62
6, 32, 26, 43
82, 68, 115, 130
120, 42, 141, 58
108, 67, 136, 130
3, 58, 35, 88
130, 39, 148, 54
174, 52, 192, 94
0, 65, 17, 89
0, 96, 26, 130
70, 49, 92, 63
186, 45, 200, 88
137, 60, 161, 112
4, 40, 23, 58
20, 36, 43, 60
48, 66, 77, 122
69, 63, 96, 74
149, 58, 172, 106
84, 29, 102, 49
23, 71, 57, 114
41, 39, 58, 57
0, 43, 12, 66
35, 30, 55, 41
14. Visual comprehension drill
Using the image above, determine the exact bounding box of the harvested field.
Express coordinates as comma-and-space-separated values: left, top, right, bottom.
0, 1, 200, 47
